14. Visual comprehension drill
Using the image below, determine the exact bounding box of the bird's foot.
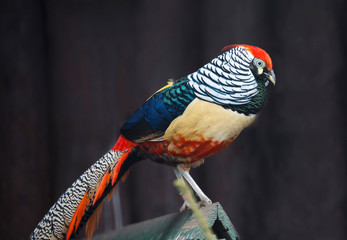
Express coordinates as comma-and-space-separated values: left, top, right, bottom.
179, 196, 212, 212
199, 197, 212, 207
180, 200, 191, 212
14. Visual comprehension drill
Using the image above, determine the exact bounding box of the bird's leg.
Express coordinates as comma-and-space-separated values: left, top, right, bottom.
178, 169, 212, 205
173, 168, 191, 211
174, 167, 212, 210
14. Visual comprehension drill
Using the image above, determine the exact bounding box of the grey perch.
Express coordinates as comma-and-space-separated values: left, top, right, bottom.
90, 202, 240, 240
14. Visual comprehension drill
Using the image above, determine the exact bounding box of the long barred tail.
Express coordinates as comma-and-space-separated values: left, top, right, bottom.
30, 136, 138, 240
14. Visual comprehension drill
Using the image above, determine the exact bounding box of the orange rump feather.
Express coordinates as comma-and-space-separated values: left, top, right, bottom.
85, 201, 104, 240
93, 169, 111, 205
111, 135, 138, 186
111, 150, 131, 185
66, 191, 90, 240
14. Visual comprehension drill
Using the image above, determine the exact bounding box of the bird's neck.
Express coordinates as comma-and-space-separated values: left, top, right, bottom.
223, 80, 267, 115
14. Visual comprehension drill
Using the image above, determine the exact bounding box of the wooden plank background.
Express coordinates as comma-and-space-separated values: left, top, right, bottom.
1, 0, 346, 239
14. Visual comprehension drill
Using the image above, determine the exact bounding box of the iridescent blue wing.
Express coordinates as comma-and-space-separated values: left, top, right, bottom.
120, 78, 195, 142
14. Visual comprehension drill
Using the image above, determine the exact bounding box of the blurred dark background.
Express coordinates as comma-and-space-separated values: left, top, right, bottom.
1, 0, 347, 239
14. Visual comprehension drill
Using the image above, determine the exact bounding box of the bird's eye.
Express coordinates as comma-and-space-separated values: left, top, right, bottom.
253, 58, 266, 68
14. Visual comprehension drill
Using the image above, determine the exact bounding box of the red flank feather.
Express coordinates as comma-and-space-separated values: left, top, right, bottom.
139, 133, 236, 164
112, 135, 138, 152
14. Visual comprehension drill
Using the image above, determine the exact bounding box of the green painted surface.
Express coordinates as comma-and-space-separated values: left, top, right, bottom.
91, 202, 240, 240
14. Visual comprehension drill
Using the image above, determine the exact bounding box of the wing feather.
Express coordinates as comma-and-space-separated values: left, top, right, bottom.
120, 79, 195, 142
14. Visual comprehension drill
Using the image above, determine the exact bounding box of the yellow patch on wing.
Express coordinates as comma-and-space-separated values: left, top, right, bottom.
147, 79, 174, 100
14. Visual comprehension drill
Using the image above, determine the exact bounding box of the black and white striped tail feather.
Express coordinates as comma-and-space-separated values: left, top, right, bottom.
30, 150, 121, 240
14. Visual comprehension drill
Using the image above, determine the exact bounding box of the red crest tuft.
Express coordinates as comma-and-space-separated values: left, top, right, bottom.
222, 44, 273, 70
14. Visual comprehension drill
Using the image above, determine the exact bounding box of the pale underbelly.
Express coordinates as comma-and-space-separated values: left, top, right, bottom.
139, 99, 256, 168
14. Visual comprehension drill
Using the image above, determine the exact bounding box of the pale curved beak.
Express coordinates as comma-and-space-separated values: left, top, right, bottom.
266, 69, 276, 86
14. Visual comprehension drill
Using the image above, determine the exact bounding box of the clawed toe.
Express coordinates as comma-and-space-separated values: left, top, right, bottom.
199, 198, 212, 207
179, 197, 212, 212
180, 201, 190, 212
